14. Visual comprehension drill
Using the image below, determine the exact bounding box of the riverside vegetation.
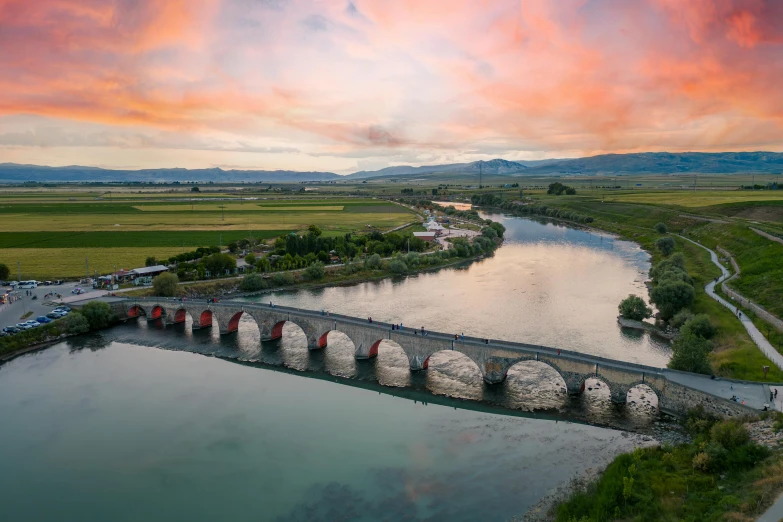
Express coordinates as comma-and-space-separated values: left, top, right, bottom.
143, 219, 505, 298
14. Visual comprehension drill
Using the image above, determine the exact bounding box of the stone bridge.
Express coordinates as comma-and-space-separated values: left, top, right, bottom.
113, 298, 757, 418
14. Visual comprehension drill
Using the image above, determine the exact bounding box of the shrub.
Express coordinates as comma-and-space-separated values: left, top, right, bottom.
389, 259, 408, 274
61, 312, 90, 334
239, 273, 268, 292
152, 272, 179, 297
481, 227, 498, 239
618, 295, 653, 321
650, 280, 695, 320
271, 272, 295, 286
406, 252, 420, 267
80, 301, 116, 330
244, 253, 257, 266
692, 452, 711, 472
365, 253, 382, 269
668, 331, 712, 374
711, 420, 750, 450
670, 309, 695, 328
681, 314, 717, 340
654, 222, 668, 233
656, 236, 675, 256
304, 261, 325, 280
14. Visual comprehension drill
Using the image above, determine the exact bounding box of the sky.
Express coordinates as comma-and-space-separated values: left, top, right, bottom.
1, 0, 782, 174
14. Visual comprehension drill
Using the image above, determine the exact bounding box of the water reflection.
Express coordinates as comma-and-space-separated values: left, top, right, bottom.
105, 317, 660, 432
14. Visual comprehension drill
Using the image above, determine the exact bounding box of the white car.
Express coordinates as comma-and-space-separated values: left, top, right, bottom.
24, 320, 41, 328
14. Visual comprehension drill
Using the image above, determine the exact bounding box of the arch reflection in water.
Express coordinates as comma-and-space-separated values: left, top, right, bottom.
502, 360, 569, 411
118, 318, 660, 429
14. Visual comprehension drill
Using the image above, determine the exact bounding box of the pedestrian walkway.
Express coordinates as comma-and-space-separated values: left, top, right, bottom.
757, 491, 783, 522
678, 235, 783, 373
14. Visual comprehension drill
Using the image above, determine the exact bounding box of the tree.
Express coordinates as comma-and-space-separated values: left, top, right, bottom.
239, 273, 268, 292
618, 295, 652, 321
565, 187, 576, 195
244, 253, 257, 266
191, 186, 200, 192
145, 256, 158, 267
61, 312, 90, 334
389, 259, 408, 274
204, 253, 236, 275
304, 261, 325, 280
654, 222, 668, 234
482, 227, 498, 239
307, 224, 322, 237
656, 237, 675, 256
152, 272, 179, 297
668, 331, 713, 374
681, 314, 717, 339
80, 301, 116, 330
365, 253, 382, 269
650, 280, 695, 320
227, 241, 240, 254
0, 263, 8, 281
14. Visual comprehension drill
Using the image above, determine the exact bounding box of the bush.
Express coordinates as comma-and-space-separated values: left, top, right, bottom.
656, 236, 675, 256
0, 263, 8, 280
80, 301, 116, 330
668, 331, 712, 374
239, 273, 268, 292
389, 259, 408, 274
365, 253, 382, 269
61, 312, 90, 334
670, 309, 695, 328
481, 227, 498, 239
681, 314, 717, 339
654, 222, 668, 233
618, 295, 653, 321
304, 261, 325, 280
244, 253, 257, 266
406, 252, 420, 267
711, 420, 750, 450
650, 280, 695, 320
152, 272, 179, 297
271, 272, 295, 286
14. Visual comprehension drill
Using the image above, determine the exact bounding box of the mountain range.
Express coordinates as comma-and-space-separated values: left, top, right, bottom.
1, 152, 782, 183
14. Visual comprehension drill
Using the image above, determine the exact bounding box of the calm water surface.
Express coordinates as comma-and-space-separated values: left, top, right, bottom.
0, 340, 654, 522
0, 215, 669, 521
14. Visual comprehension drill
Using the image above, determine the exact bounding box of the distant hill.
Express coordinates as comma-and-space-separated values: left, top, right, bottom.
0, 163, 340, 183
2, 152, 782, 183
523, 152, 783, 175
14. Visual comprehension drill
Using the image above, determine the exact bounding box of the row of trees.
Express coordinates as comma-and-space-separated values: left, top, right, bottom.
496, 201, 594, 224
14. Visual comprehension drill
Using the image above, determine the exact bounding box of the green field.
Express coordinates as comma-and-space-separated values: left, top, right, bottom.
0, 193, 415, 278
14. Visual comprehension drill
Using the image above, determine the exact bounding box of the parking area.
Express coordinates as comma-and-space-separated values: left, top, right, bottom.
0, 281, 84, 333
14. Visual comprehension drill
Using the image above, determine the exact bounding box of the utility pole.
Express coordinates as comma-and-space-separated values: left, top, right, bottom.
17, 261, 21, 283
219, 233, 222, 249
85, 258, 89, 280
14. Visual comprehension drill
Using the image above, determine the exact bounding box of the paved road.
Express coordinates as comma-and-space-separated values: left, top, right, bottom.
677, 235, 783, 373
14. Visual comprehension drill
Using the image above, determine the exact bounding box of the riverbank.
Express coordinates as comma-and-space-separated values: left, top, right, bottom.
123, 245, 499, 300
478, 201, 783, 382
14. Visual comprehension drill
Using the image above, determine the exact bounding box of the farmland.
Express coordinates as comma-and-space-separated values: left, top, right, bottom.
0, 192, 415, 279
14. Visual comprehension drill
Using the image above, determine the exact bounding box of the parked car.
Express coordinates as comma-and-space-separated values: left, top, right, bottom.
36, 316, 52, 324
24, 320, 41, 328
16, 322, 32, 330
46, 312, 61, 319
53, 280, 63, 285
55, 306, 71, 312
2, 326, 19, 334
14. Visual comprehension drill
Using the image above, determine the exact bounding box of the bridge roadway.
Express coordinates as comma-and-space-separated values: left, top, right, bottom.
107, 297, 763, 418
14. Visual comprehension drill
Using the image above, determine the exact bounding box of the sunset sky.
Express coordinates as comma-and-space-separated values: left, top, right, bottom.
1, 0, 782, 173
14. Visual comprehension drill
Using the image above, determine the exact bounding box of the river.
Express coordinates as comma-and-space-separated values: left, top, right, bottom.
0, 214, 672, 521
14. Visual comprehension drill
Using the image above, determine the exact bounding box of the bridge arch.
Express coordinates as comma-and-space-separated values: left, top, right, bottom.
127, 305, 146, 318
168, 308, 188, 324
505, 359, 569, 392
193, 309, 214, 329
148, 305, 164, 320
625, 382, 661, 408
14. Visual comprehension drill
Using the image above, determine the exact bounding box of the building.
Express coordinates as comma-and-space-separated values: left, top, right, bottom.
425, 220, 445, 236
130, 265, 169, 286
413, 231, 436, 242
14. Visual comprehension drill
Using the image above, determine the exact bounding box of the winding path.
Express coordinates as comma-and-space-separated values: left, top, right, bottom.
677, 235, 783, 371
